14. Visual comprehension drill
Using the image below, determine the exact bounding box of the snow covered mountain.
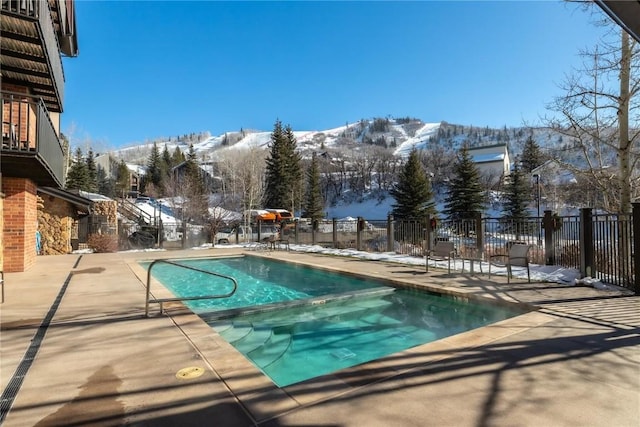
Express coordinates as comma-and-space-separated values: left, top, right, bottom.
111, 118, 566, 166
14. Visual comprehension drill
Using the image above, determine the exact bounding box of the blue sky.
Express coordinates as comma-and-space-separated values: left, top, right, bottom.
62, 1, 607, 149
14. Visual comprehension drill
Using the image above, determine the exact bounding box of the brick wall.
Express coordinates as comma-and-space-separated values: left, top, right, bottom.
0, 192, 4, 272
2, 177, 38, 272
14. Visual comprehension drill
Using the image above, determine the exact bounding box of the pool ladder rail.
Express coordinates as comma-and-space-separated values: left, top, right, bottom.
145, 259, 238, 317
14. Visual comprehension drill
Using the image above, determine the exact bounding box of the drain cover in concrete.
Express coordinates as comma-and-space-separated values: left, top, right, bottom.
176, 366, 205, 380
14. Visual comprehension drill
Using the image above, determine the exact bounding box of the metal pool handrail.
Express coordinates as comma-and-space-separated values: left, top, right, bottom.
145, 259, 238, 317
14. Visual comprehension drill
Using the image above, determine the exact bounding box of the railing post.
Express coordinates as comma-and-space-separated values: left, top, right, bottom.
356, 216, 364, 251
633, 203, 640, 294
425, 215, 432, 271
257, 219, 262, 242
312, 220, 317, 246
294, 219, 299, 244
387, 214, 394, 252
427, 215, 434, 252
580, 208, 594, 278
543, 210, 555, 265
475, 211, 483, 259
332, 218, 338, 248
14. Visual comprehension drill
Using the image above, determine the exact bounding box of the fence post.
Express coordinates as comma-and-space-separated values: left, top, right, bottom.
312, 220, 317, 246
474, 211, 483, 259
580, 208, 594, 278
181, 220, 186, 249
633, 203, 640, 294
387, 214, 394, 252
543, 210, 554, 265
257, 219, 262, 242
356, 216, 364, 251
427, 215, 434, 252
332, 218, 338, 248
294, 219, 299, 244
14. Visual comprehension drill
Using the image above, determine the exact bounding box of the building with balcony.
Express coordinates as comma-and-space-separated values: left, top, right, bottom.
1, 0, 79, 272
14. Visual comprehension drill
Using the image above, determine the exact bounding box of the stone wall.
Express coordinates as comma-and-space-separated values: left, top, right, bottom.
91, 200, 118, 234
37, 194, 74, 255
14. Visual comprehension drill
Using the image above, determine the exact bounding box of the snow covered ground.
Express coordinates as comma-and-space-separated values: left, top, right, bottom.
82, 241, 628, 294
211, 243, 627, 292
95, 194, 628, 294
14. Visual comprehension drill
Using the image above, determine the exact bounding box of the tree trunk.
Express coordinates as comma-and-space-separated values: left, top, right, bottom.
618, 29, 631, 214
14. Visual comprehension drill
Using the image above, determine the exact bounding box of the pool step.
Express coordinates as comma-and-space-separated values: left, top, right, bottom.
248, 329, 292, 368
303, 298, 394, 324
210, 320, 234, 334
219, 295, 397, 372
233, 326, 273, 353
219, 322, 253, 343
247, 296, 394, 327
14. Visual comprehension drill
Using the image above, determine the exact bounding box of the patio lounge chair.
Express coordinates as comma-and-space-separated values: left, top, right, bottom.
488, 243, 531, 283
426, 240, 456, 274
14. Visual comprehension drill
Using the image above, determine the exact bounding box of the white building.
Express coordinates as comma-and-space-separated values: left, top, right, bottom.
468, 143, 511, 184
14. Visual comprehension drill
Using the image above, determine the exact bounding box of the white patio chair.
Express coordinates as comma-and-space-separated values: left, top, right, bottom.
488, 243, 531, 283
426, 240, 456, 274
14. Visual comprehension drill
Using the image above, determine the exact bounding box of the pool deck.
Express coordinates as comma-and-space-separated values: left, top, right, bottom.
1, 248, 639, 426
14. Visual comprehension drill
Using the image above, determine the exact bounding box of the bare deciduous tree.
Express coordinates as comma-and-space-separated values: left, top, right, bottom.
545, 24, 640, 213
216, 147, 266, 226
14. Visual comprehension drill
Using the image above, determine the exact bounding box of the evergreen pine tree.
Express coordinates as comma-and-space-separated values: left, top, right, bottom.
502, 162, 531, 221
520, 135, 544, 173
390, 148, 435, 219
263, 120, 286, 207
96, 165, 115, 197
502, 162, 532, 237
85, 148, 98, 192
443, 144, 485, 220
115, 161, 131, 196
185, 144, 203, 190
65, 147, 90, 191
183, 144, 208, 222
171, 146, 185, 167
146, 142, 164, 194
161, 144, 172, 181
263, 120, 302, 210
284, 125, 303, 210
302, 152, 324, 222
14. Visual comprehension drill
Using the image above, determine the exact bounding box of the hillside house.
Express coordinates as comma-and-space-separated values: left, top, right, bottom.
94, 154, 144, 197
468, 143, 511, 185
1, 0, 79, 272
171, 161, 217, 192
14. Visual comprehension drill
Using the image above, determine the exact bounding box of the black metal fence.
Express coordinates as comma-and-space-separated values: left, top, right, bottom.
281, 204, 640, 294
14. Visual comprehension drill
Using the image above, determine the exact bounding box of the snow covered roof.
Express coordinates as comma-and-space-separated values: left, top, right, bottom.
38, 187, 93, 214
472, 153, 506, 164
78, 190, 113, 201
127, 163, 146, 176
209, 207, 242, 222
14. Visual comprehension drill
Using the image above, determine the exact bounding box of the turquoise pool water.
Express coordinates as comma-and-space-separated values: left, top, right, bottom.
145, 256, 524, 387
145, 256, 382, 313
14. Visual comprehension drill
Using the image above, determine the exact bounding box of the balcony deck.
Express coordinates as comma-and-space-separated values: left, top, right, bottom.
1, 0, 65, 112
1, 92, 65, 187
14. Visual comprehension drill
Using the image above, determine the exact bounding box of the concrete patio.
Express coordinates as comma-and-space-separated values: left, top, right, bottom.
1, 248, 638, 426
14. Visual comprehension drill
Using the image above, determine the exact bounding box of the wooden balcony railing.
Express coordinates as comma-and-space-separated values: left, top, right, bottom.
1, 92, 66, 187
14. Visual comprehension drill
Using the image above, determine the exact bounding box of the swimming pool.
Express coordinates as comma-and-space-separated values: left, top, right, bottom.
145, 256, 385, 314
146, 256, 524, 387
